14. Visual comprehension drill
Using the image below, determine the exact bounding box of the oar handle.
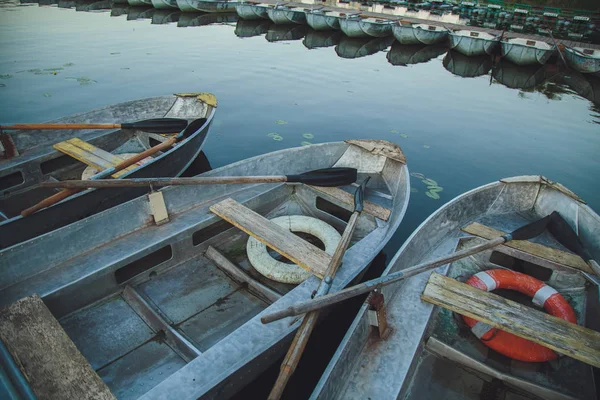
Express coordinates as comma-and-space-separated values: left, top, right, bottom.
41, 176, 289, 189
261, 236, 507, 324
1, 123, 122, 130
21, 137, 178, 217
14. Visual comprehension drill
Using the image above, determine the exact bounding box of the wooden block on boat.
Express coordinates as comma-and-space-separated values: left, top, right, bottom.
421, 272, 600, 368
461, 222, 592, 274
309, 186, 391, 221
53, 138, 137, 178
209, 198, 330, 278
0, 295, 115, 400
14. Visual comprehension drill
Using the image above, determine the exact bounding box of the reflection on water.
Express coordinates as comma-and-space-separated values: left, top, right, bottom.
127, 5, 154, 20
493, 61, 550, 90
151, 9, 180, 24
335, 36, 394, 59
177, 11, 237, 27
387, 42, 447, 67
266, 24, 307, 42
235, 19, 270, 38
303, 29, 341, 50
443, 51, 493, 78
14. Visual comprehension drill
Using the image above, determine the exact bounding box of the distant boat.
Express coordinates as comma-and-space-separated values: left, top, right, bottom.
501, 38, 555, 66
564, 46, 600, 76
392, 21, 449, 45
387, 42, 447, 66
448, 30, 499, 56
336, 36, 394, 59
235, 2, 269, 20
493, 60, 548, 90
177, 0, 241, 13
234, 19, 270, 38
305, 9, 342, 31
267, 5, 306, 25
151, 0, 178, 10
266, 24, 307, 42
340, 16, 394, 38
442, 50, 493, 78
303, 29, 342, 49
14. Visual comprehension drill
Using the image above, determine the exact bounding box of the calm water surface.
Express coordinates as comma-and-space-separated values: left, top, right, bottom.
1, 2, 599, 398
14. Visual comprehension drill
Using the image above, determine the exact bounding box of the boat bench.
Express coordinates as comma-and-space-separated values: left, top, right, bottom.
421, 272, 600, 368
53, 137, 137, 178
0, 295, 115, 400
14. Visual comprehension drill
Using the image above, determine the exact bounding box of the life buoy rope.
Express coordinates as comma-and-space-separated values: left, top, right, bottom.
463, 269, 577, 362
247, 215, 341, 284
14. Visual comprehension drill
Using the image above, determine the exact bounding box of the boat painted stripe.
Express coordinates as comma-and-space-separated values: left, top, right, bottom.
474, 271, 497, 291
471, 321, 494, 339
532, 285, 558, 307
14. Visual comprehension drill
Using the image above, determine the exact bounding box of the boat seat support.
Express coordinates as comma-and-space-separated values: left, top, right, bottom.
367, 289, 392, 339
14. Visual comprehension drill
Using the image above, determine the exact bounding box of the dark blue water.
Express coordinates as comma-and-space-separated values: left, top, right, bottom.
1, 2, 599, 398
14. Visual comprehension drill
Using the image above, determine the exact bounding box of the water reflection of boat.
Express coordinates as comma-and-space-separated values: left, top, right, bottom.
110, 3, 128, 16
305, 9, 342, 31
151, 0, 178, 10
127, 6, 155, 20
58, 0, 76, 8
335, 36, 394, 59
151, 9, 181, 24
75, 0, 112, 11
564, 47, 600, 76
177, 11, 237, 26
493, 60, 547, 89
267, 5, 306, 25
235, 2, 269, 20
392, 21, 449, 45
128, 0, 152, 7
387, 42, 447, 66
563, 71, 600, 105
442, 50, 493, 78
501, 38, 555, 66
340, 16, 394, 38
303, 29, 342, 49
38, 0, 57, 5
234, 18, 270, 38
449, 30, 498, 56
265, 24, 307, 42
177, 0, 240, 13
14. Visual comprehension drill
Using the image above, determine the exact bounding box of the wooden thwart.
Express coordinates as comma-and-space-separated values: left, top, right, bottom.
421, 272, 600, 368
462, 222, 592, 274
53, 138, 136, 178
0, 295, 115, 400
210, 198, 330, 278
309, 186, 391, 221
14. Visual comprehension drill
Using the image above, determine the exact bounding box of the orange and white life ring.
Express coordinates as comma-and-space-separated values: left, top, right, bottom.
463, 269, 577, 362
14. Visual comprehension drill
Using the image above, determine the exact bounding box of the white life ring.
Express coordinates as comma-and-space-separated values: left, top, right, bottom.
81, 153, 153, 180
247, 215, 341, 284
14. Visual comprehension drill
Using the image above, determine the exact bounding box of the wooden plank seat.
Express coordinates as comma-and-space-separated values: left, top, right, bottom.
461, 222, 592, 274
0, 295, 115, 400
210, 198, 331, 278
53, 138, 140, 178
421, 272, 600, 368
309, 185, 391, 221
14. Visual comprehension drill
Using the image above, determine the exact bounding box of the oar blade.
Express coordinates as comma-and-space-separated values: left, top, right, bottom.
121, 118, 189, 133
286, 167, 357, 187
509, 214, 552, 241
548, 211, 592, 261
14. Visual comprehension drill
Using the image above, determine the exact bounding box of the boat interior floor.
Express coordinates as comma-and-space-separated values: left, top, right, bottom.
13, 174, 390, 399
402, 211, 598, 400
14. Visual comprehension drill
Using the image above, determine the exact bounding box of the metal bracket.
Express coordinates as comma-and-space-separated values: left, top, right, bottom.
367, 289, 392, 339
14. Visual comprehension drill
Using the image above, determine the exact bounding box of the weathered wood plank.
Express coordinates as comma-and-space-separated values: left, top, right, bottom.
309, 186, 391, 221
0, 295, 116, 400
421, 272, 600, 368
461, 222, 592, 274
67, 138, 123, 165
209, 198, 330, 278
206, 246, 282, 304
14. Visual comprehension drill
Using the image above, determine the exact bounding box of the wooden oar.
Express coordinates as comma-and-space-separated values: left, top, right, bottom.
267, 177, 370, 400
261, 214, 556, 324
21, 118, 206, 217
0, 118, 189, 134
548, 30, 568, 67
39, 168, 358, 189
